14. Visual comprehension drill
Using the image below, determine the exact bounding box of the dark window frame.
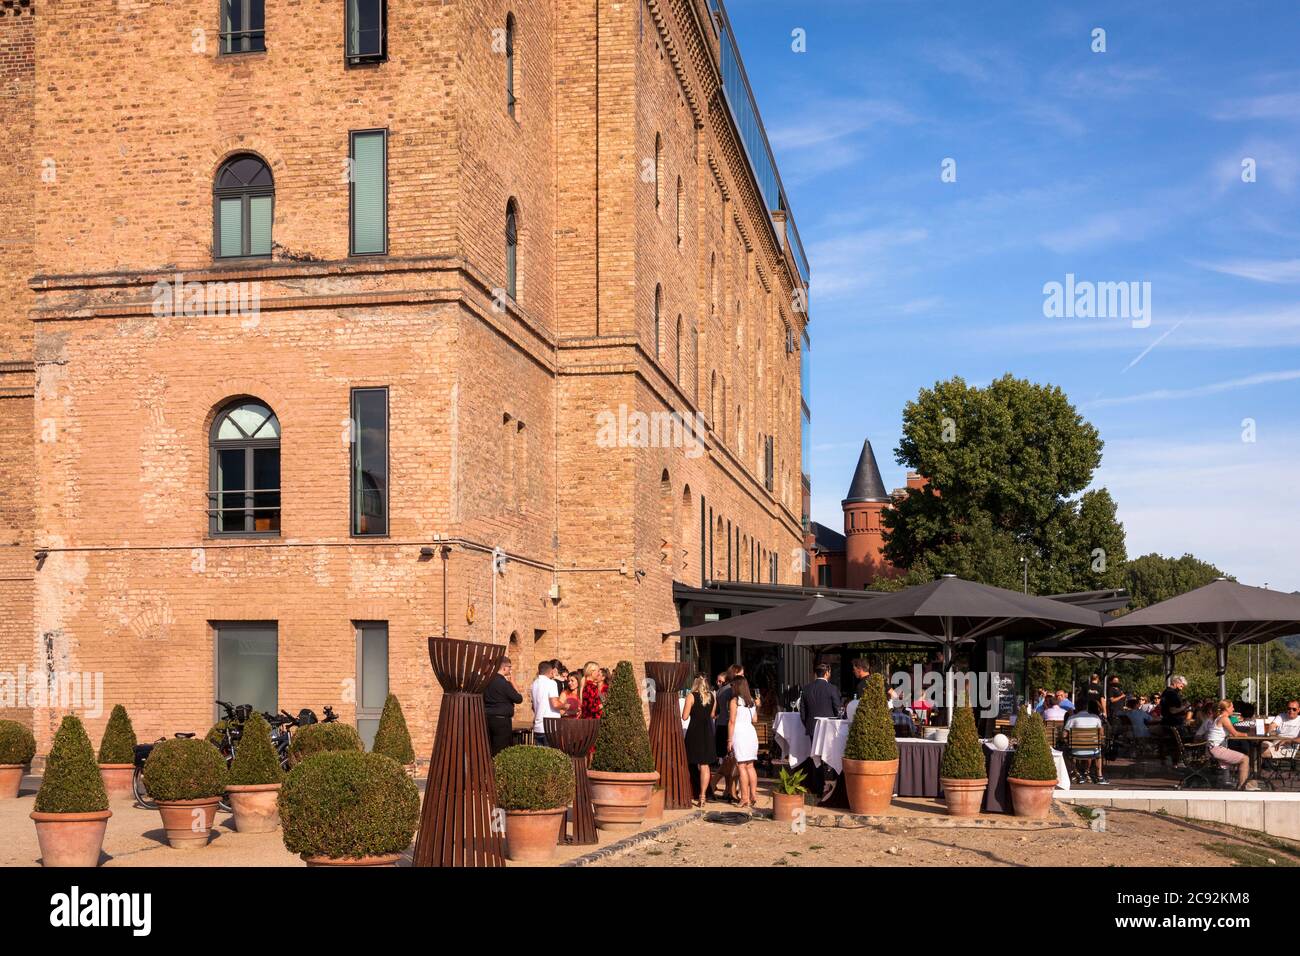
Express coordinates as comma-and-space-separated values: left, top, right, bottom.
220, 0, 266, 54
345, 0, 387, 65
213, 154, 274, 260
349, 129, 389, 257
505, 198, 519, 300
213, 621, 279, 721
350, 386, 390, 537
505, 13, 517, 118
208, 399, 282, 538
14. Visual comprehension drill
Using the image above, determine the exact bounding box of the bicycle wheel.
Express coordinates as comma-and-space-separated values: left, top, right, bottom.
133, 766, 156, 810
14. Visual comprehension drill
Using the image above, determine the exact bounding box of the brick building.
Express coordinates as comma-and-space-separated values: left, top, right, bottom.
0, 0, 811, 754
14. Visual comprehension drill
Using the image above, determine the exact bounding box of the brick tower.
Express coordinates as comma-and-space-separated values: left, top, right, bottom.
842, 439, 892, 589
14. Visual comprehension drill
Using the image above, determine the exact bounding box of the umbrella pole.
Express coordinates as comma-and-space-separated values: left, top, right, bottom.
942, 617, 953, 725
1216, 626, 1228, 701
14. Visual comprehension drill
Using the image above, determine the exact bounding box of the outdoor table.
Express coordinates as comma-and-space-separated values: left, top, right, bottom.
772, 712, 811, 768
1226, 733, 1273, 781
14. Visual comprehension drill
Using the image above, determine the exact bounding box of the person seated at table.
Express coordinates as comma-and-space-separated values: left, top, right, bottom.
1032, 688, 1048, 713
1264, 699, 1300, 759
1064, 700, 1109, 784
1123, 697, 1152, 738
1042, 695, 1067, 721
1054, 689, 1074, 712
1199, 699, 1250, 789
891, 704, 920, 738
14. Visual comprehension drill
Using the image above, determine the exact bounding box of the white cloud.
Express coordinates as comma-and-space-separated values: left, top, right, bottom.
1084, 369, 1300, 408
1195, 258, 1300, 284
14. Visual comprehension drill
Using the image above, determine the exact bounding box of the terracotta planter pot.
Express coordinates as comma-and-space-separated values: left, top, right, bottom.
302, 852, 402, 867
841, 757, 898, 815
503, 807, 566, 862
771, 791, 805, 825
226, 783, 281, 833
30, 809, 112, 867
98, 764, 135, 799
645, 787, 665, 821
587, 769, 659, 831
0, 764, 26, 799
1008, 777, 1057, 819
156, 797, 221, 848
939, 777, 987, 817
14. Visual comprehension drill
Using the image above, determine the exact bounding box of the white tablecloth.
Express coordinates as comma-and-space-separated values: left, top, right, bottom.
772, 712, 810, 767
798, 718, 1071, 788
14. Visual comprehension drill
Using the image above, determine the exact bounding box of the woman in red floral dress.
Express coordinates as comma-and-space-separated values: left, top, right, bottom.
580, 661, 604, 719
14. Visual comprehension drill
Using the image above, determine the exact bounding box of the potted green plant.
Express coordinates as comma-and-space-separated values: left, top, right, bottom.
226, 712, 285, 833
588, 660, 659, 830
288, 721, 364, 764
772, 767, 808, 823
279, 751, 419, 866
841, 673, 898, 815
938, 706, 987, 816
371, 694, 416, 775
141, 737, 228, 848
30, 715, 111, 867
493, 745, 574, 862
0, 719, 36, 799
96, 704, 137, 798
1007, 711, 1058, 818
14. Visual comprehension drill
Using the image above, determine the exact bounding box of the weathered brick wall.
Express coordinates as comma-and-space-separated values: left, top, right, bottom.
16, 0, 808, 752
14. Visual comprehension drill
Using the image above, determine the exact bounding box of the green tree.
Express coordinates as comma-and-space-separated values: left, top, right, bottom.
97, 704, 137, 764
881, 375, 1127, 594
939, 706, 986, 780
228, 712, 285, 786
843, 673, 897, 762
1009, 712, 1057, 781
1123, 552, 1228, 609
36, 715, 109, 814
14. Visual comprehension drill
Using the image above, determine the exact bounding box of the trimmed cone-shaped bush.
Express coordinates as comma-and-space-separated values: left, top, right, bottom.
206, 721, 233, 748
939, 706, 986, 780
590, 661, 655, 773
279, 751, 419, 860
494, 745, 574, 811
289, 721, 364, 762
1009, 712, 1058, 781
843, 673, 898, 762
142, 737, 228, 801
0, 719, 36, 765
97, 704, 137, 764
228, 712, 285, 786
35, 715, 108, 814
371, 694, 415, 765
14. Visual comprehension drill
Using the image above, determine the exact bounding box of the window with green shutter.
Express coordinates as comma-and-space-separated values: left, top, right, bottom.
350, 131, 387, 256
213, 154, 273, 259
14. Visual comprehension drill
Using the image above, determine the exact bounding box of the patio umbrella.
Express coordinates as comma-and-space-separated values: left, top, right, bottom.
772, 575, 1106, 718
1038, 629, 1196, 685
673, 595, 929, 647
1098, 578, 1300, 699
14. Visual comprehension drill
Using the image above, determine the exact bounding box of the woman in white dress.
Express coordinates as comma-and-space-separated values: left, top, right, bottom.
727, 677, 759, 808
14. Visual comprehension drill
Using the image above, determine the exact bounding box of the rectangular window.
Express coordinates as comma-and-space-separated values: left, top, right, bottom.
346, 0, 386, 63
764, 435, 774, 491
355, 622, 389, 749
215, 623, 278, 718
222, 0, 266, 54
351, 387, 389, 535
817, 564, 832, 588
350, 130, 387, 255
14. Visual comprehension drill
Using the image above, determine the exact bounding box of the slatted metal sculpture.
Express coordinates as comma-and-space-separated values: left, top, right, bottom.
645, 660, 692, 809
413, 637, 506, 868
543, 717, 599, 845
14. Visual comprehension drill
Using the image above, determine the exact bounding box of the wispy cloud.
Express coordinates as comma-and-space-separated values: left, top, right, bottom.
1195, 257, 1300, 283
1085, 369, 1300, 408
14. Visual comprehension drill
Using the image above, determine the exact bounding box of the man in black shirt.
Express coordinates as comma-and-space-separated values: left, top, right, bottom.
1158, 675, 1190, 765
1106, 676, 1126, 717
484, 657, 523, 755
1084, 674, 1104, 714
851, 659, 870, 700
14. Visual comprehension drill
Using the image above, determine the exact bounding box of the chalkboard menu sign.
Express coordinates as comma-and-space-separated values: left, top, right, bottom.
996, 673, 1018, 719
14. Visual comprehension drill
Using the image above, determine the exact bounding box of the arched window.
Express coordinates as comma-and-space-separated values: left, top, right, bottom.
505, 13, 517, 118
653, 283, 662, 360
214, 154, 273, 259
675, 175, 683, 248
505, 198, 519, 300
654, 133, 663, 212
675, 315, 682, 382
209, 399, 281, 535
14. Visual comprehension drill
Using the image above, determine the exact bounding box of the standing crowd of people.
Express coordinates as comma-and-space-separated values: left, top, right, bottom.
482, 657, 612, 753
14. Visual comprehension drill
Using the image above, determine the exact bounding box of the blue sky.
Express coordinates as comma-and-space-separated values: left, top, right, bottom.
725, 0, 1300, 590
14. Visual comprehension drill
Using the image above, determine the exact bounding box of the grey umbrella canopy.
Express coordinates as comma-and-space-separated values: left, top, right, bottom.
1039, 629, 1197, 684
673, 596, 925, 647
775, 575, 1106, 715
1099, 578, 1300, 698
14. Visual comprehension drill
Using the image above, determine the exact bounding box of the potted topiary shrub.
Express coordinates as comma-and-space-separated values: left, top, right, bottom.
938, 706, 987, 816
279, 751, 419, 866
493, 745, 574, 862
772, 767, 808, 824
1007, 711, 1058, 818
588, 660, 659, 830
141, 737, 228, 848
371, 694, 416, 775
0, 719, 36, 799
841, 673, 898, 815
226, 712, 285, 833
97, 704, 137, 798
30, 715, 111, 867
288, 721, 364, 764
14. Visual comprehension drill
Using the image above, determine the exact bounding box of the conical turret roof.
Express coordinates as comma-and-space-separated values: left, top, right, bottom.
842, 439, 890, 504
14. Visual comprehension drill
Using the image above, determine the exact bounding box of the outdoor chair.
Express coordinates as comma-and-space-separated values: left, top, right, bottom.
1063, 726, 1104, 781
1044, 719, 1065, 749
754, 719, 776, 776
1259, 743, 1300, 791
1175, 740, 1232, 790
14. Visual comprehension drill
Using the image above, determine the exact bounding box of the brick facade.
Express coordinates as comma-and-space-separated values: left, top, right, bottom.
2, 0, 809, 757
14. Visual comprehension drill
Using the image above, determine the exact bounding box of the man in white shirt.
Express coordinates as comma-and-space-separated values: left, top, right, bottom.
1042, 699, 1067, 721
530, 661, 564, 747
1265, 700, 1300, 758
1064, 700, 1108, 784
